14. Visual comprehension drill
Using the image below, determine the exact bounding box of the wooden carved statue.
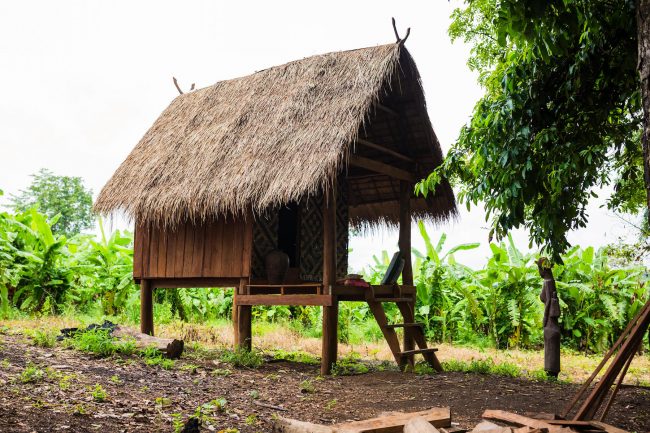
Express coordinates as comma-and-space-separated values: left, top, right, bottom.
537, 257, 561, 377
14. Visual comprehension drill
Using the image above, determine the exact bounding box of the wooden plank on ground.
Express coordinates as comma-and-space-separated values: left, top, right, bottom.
482, 410, 571, 433
335, 407, 451, 433
588, 421, 629, 433
272, 417, 340, 433
404, 416, 440, 433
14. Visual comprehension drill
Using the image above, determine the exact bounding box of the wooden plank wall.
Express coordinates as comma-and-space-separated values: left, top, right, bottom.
133, 216, 252, 279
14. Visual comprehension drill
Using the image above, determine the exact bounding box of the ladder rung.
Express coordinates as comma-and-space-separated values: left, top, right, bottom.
372, 297, 413, 303
399, 348, 438, 356
386, 323, 423, 329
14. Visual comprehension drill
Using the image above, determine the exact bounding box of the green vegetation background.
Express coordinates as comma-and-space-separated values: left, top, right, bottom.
1, 203, 647, 354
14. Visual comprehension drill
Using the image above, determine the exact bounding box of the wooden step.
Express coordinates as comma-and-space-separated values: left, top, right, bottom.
386, 323, 423, 329
372, 297, 413, 303
398, 348, 438, 356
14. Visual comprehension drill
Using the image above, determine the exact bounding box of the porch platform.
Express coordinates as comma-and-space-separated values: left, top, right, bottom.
233, 283, 416, 305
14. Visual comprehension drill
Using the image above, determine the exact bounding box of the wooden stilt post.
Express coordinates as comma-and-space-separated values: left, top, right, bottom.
233, 292, 239, 346
140, 279, 154, 336
236, 305, 252, 351
321, 181, 338, 375
399, 181, 415, 367
236, 278, 252, 351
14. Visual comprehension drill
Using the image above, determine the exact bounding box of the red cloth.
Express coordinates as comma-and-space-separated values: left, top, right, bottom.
336, 278, 370, 288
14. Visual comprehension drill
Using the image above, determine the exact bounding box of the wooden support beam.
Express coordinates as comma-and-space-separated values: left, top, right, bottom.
235, 294, 333, 306
367, 300, 404, 368
349, 154, 416, 182
236, 305, 252, 351
140, 279, 154, 335
399, 182, 414, 285
399, 181, 415, 366
235, 277, 252, 350
321, 183, 338, 375
356, 138, 414, 163
233, 292, 239, 345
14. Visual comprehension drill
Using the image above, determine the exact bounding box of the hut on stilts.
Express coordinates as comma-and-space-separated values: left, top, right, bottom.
95, 40, 457, 374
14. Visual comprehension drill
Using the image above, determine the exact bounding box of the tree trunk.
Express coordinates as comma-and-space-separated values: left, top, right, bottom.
637, 0, 650, 227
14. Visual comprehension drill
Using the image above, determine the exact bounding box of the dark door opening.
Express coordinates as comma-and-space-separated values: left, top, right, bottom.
277, 202, 300, 267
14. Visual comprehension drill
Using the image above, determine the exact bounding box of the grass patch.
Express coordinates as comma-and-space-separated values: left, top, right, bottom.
268, 349, 319, 365
19, 363, 46, 383
299, 379, 315, 393
69, 329, 136, 357
441, 357, 521, 377
219, 347, 263, 368
529, 368, 562, 382
140, 347, 175, 369
331, 352, 369, 376
413, 361, 437, 375
29, 329, 57, 348
183, 342, 219, 361
212, 368, 232, 377
90, 383, 107, 402
179, 363, 200, 374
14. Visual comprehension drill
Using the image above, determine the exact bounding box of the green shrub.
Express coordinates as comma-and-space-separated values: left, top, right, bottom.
331, 352, 369, 376
219, 348, 263, 368
19, 364, 45, 383
30, 329, 57, 348
90, 383, 107, 402
299, 379, 315, 393
71, 329, 116, 357
269, 349, 319, 365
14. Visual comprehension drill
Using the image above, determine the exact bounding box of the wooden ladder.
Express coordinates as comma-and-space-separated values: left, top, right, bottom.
365, 287, 442, 372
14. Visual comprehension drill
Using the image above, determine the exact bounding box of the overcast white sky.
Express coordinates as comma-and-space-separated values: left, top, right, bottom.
0, 1, 639, 270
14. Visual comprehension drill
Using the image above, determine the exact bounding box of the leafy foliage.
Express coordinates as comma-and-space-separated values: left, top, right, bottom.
419, 0, 642, 261
412, 224, 648, 351
1, 202, 646, 353
11, 169, 94, 238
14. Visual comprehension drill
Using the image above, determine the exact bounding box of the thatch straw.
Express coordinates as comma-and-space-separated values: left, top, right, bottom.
95, 43, 456, 227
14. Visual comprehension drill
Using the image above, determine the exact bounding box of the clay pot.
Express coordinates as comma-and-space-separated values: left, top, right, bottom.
265, 250, 290, 284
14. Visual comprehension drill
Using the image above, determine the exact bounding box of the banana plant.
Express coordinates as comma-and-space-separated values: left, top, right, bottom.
10, 208, 71, 313
413, 222, 480, 342
69, 217, 135, 315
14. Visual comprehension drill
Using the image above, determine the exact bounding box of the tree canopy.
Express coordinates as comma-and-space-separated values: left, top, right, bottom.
419, 0, 643, 261
11, 169, 94, 238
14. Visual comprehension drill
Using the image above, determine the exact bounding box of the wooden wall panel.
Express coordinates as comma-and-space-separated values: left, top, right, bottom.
133, 224, 144, 279
164, 227, 177, 278
172, 225, 186, 278
148, 227, 159, 278
189, 223, 205, 276
134, 217, 252, 279
204, 218, 224, 276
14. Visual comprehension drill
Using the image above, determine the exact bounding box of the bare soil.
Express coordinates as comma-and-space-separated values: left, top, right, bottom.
1, 332, 648, 433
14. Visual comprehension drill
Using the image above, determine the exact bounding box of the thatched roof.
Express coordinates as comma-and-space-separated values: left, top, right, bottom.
95, 42, 456, 228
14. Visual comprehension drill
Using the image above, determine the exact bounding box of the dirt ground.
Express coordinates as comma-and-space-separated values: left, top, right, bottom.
1, 332, 648, 433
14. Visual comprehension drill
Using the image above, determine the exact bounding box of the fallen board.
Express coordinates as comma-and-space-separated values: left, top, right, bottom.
273, 407, 451, 433
404, 416, 440, 433
335, 407, 451, 433
272, 418, 345, 433
482, 410, 573, 433
482, 411, 629, 433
